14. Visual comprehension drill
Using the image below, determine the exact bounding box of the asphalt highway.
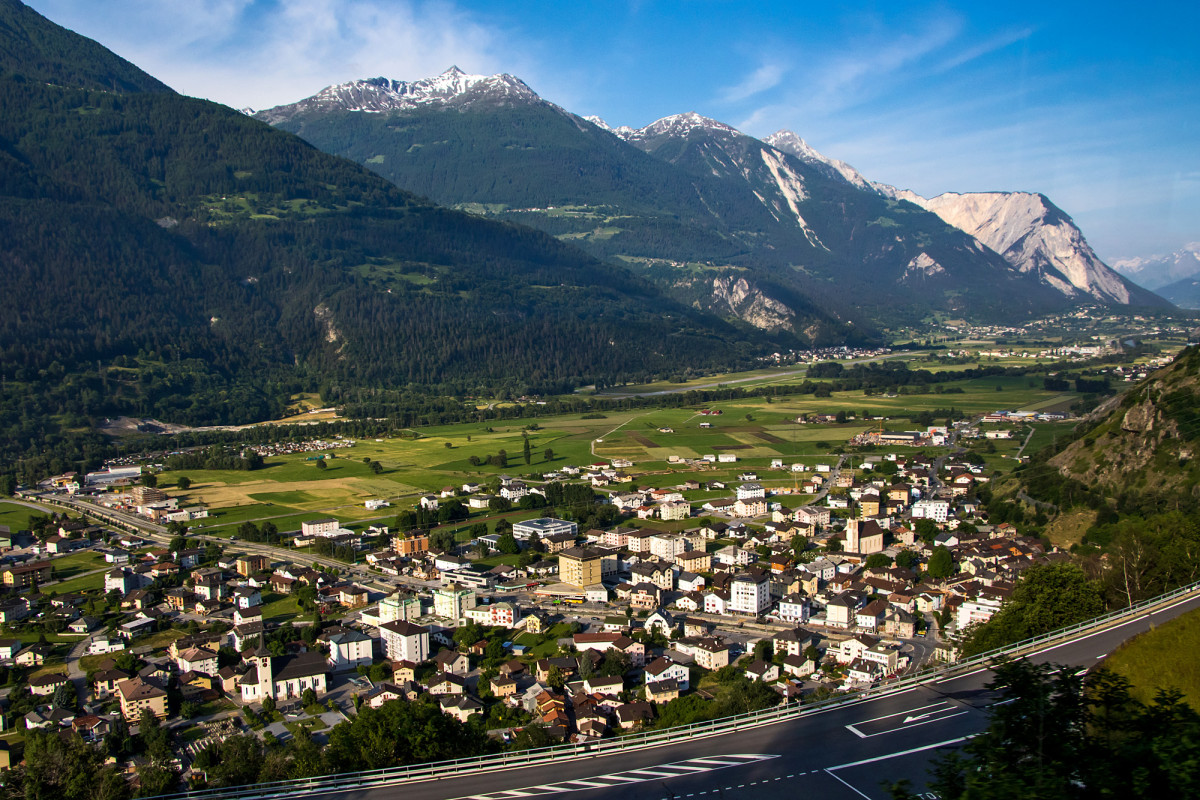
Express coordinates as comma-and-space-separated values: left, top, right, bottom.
305, 590, 1200, 800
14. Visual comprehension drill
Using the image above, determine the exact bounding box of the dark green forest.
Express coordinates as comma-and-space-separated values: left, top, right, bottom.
0, 0, 790, 483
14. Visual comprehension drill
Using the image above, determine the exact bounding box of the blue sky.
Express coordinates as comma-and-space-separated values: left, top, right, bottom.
25, 0, 1200, 262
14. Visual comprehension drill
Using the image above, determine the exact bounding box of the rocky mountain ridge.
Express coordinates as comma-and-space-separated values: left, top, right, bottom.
871, 189, 1159, 306
254, 67, 1172, 330
254, 66, 548, 124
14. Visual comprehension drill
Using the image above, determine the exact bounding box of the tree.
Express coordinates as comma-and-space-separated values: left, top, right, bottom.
913, 518, 940, 543
523, 437, 532, 465
496, 531, 521, 555
927, 545, 954, 579
959, 563, 1104, 657
302, 688, 318, 707
790, 533, 809, 558
544, 447, 554, 462
261, 695, 276, 717
141, 472, 158, 488
21, 729, 131, 800
52, 680, 77, 710
895, 549, 920, 570
546, 666, 565, 690
495, 449, 508, 468
315, 459, 327, 470
893, 662, 1200, 800
139, 709, 172, 763
370, 460, 383, 474
177, 476, 191, 490
865, 553, 893, 569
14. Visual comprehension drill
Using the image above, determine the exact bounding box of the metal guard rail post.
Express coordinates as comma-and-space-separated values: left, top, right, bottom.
139, 576, 1200, 800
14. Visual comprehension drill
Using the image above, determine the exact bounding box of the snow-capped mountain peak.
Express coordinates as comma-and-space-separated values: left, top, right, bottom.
620, 111, 741, 142
1112, 243, 1200, 291
764, 130, 872, 190
584, 115, 635, 138
252, 67, 544, 123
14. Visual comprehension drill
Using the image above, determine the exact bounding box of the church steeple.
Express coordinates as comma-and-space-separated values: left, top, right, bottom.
256, 641, 273, 702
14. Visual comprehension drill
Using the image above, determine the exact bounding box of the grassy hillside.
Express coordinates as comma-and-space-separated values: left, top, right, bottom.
1105, 606, 1200, 709
985, 346, 1200, 607
1047, 345, 1200, 500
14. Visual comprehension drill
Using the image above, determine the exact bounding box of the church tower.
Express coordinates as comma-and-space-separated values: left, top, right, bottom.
844, 519, 860, 553
256, 641, 273, 702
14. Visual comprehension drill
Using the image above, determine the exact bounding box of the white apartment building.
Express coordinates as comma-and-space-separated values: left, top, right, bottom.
911, 500, 950, 523
379, 620, 430, 663
729, 573, 771, 615
736, 482, 766, 501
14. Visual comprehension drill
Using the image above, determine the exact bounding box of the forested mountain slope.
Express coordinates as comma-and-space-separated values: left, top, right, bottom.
0, 0, 768, 468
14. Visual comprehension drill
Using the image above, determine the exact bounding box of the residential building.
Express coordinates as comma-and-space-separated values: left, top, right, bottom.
236, 555, 270, 577
644, 657, 690, 690
117, 676, 168, 720
300, 518, 340, 538
736, 483, 766, 501
729, 573, 771, 615
320, 627, 375, 671
379, 620, 430, 663
2, 561, 51, 588
174, 647, 219, 677
393, 532, 430, 557
558, 547, 606, 589
911, 500, 950, 523
433, 584, 476, 621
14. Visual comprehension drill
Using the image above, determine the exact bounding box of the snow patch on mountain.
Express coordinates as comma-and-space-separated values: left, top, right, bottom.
621, 112, 741, 143
584, 115, 635, 138
764, 130, 872, 191
252, 66, 545, 123
888, 190, 1135, 304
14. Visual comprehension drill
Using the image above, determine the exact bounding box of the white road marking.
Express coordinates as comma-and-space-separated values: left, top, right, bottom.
826, 736, 971, 771
825, 769, 873, 800
846, 701, 966, 737
457, 755, 779, 800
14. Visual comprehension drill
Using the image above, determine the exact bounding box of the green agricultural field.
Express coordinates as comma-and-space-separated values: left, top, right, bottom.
0, 502, 50, 532
47, 551, 107, 580
49, 571, 106, 593
161, 370, 1088, 538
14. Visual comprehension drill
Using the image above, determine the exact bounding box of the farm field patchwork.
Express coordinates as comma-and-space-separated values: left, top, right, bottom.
161, 372, 1088, 532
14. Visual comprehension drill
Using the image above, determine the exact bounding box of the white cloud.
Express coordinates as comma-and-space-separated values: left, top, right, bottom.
27, 0, 531, 109
934, 26, 1034, 72
801, 16, 961, 115
718, 61, 786, 104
